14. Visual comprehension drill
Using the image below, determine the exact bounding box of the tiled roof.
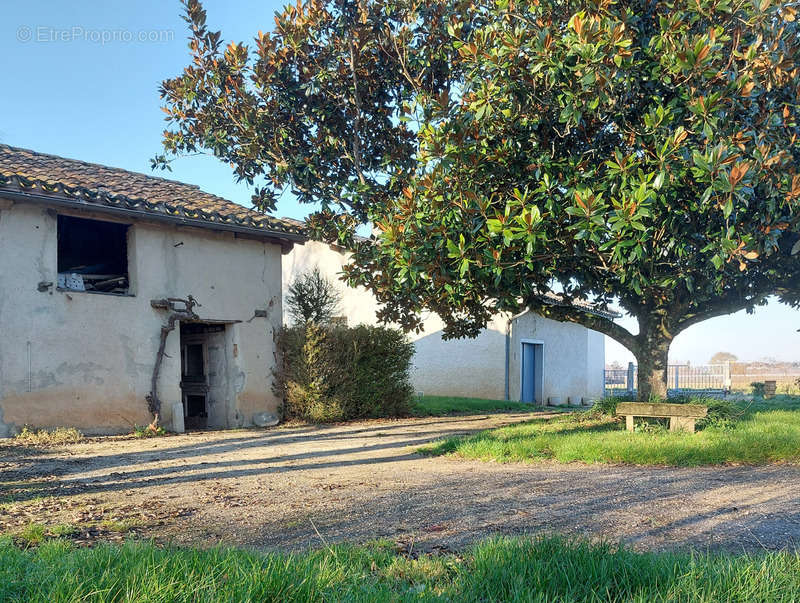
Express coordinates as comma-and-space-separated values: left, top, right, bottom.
279, 216, 309, 231
538, 292, 622, 320
0, 144, 304, 240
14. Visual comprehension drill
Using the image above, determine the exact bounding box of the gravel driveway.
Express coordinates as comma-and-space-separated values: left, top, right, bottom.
2, 412, 799, 553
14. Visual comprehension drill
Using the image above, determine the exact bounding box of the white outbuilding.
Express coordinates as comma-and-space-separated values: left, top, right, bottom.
284, 239, 610, 405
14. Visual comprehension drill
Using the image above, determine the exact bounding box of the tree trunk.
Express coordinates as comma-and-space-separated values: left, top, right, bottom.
634, 335, 671, 401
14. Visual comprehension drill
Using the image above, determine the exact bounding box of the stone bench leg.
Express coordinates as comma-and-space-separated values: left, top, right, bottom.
669, 417, 696, 433
626, 415, 635, 431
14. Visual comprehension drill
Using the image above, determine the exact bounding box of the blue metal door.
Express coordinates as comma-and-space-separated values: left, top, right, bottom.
521, 343, 536, 403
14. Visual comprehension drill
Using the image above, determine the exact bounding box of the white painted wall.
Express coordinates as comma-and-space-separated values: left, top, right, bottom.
283, 241, 606, 403
281, 240, 382, 325
409, 313, 509, 400
508, 312, 605, 403
586, 329, 606, 401
0, 199, 283, 435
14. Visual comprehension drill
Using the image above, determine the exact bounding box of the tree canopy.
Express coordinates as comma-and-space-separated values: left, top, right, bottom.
158, 0, 800, 399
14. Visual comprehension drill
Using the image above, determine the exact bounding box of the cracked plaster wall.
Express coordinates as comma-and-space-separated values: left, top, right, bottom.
0, 198, 283, 435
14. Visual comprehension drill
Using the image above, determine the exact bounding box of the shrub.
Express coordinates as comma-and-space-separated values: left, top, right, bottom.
633, 418, 669, 434
779, 381, 800, 395
666, 395, 742, 430
695, 397, 743, 430
276, 323, 414, 422
593, 395, 634, 416
751, 382, 766, 397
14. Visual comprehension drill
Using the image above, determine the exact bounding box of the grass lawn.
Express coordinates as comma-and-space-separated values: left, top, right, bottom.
411, 395, 542, 417
418, 397, 800, 466
2, 536, 799, 602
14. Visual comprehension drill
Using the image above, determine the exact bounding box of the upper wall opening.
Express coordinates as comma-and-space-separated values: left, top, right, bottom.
57, 214, 130, 295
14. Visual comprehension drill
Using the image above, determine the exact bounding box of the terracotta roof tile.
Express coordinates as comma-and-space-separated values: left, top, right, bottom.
538, 292, 622, 320
0, 144, 304, 239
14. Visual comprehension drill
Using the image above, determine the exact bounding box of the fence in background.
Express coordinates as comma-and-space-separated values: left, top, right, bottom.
725, 362, 800, 391
604, 362, 800, 397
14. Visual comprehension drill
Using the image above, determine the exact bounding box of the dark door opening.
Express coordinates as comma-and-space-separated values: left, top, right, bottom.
181, 324, 209, 429
180, 322, 230, 430
185, 395, 207, 425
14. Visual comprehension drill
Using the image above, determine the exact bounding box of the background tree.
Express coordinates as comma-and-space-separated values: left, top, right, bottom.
158, 0, 800, 400
286, 268, 342, 325
710, 352, 738, 364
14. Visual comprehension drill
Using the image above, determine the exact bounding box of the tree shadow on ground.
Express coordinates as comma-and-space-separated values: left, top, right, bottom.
0, 415, 524, 503
2, 413, 799, 555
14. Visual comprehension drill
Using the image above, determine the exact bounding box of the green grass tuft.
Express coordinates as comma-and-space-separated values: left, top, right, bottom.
13, 523, 77, 547
419, 398, 800, 466
131, 424, 168, 438
0, 536, 798, 601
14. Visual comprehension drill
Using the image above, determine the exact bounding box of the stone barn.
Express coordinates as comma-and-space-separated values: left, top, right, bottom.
0, 145, 303, 436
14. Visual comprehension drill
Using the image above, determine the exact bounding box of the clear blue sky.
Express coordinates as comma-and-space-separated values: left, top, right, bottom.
2, 1, 799, 364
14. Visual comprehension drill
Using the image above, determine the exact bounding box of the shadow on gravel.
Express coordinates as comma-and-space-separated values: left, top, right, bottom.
3, 413, 799, 554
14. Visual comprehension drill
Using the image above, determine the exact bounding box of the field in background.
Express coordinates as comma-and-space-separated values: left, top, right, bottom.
606, 362, 800, 397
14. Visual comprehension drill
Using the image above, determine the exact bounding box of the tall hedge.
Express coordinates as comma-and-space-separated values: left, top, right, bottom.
275, 323, 414, 422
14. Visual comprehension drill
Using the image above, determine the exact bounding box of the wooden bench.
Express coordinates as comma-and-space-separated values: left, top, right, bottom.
616, 402, 708, 433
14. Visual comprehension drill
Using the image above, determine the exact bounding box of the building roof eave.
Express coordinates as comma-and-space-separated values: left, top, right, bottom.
0, 188, 305, 246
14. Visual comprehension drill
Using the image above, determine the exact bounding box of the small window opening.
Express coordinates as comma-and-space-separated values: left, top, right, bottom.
57, 215, 130, 294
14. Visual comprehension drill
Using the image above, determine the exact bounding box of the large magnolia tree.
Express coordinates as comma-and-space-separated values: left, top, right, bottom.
157, 0, 800, 399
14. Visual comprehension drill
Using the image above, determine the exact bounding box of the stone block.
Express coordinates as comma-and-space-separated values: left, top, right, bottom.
253, 412, 279, 427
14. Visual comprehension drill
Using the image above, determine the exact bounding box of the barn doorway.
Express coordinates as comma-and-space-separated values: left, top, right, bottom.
179, 322, 230, 429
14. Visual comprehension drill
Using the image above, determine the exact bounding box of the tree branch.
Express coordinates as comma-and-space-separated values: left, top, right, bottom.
348, 39, 366, 185
526, 296, 638, 352
675, 290, 769, 333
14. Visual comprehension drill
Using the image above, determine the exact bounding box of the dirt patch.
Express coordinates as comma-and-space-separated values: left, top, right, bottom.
2, 412, 799, 553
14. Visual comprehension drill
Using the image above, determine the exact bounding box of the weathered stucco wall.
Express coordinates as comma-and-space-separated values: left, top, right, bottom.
0, 199, 283, 435
283, 241, 605, 402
